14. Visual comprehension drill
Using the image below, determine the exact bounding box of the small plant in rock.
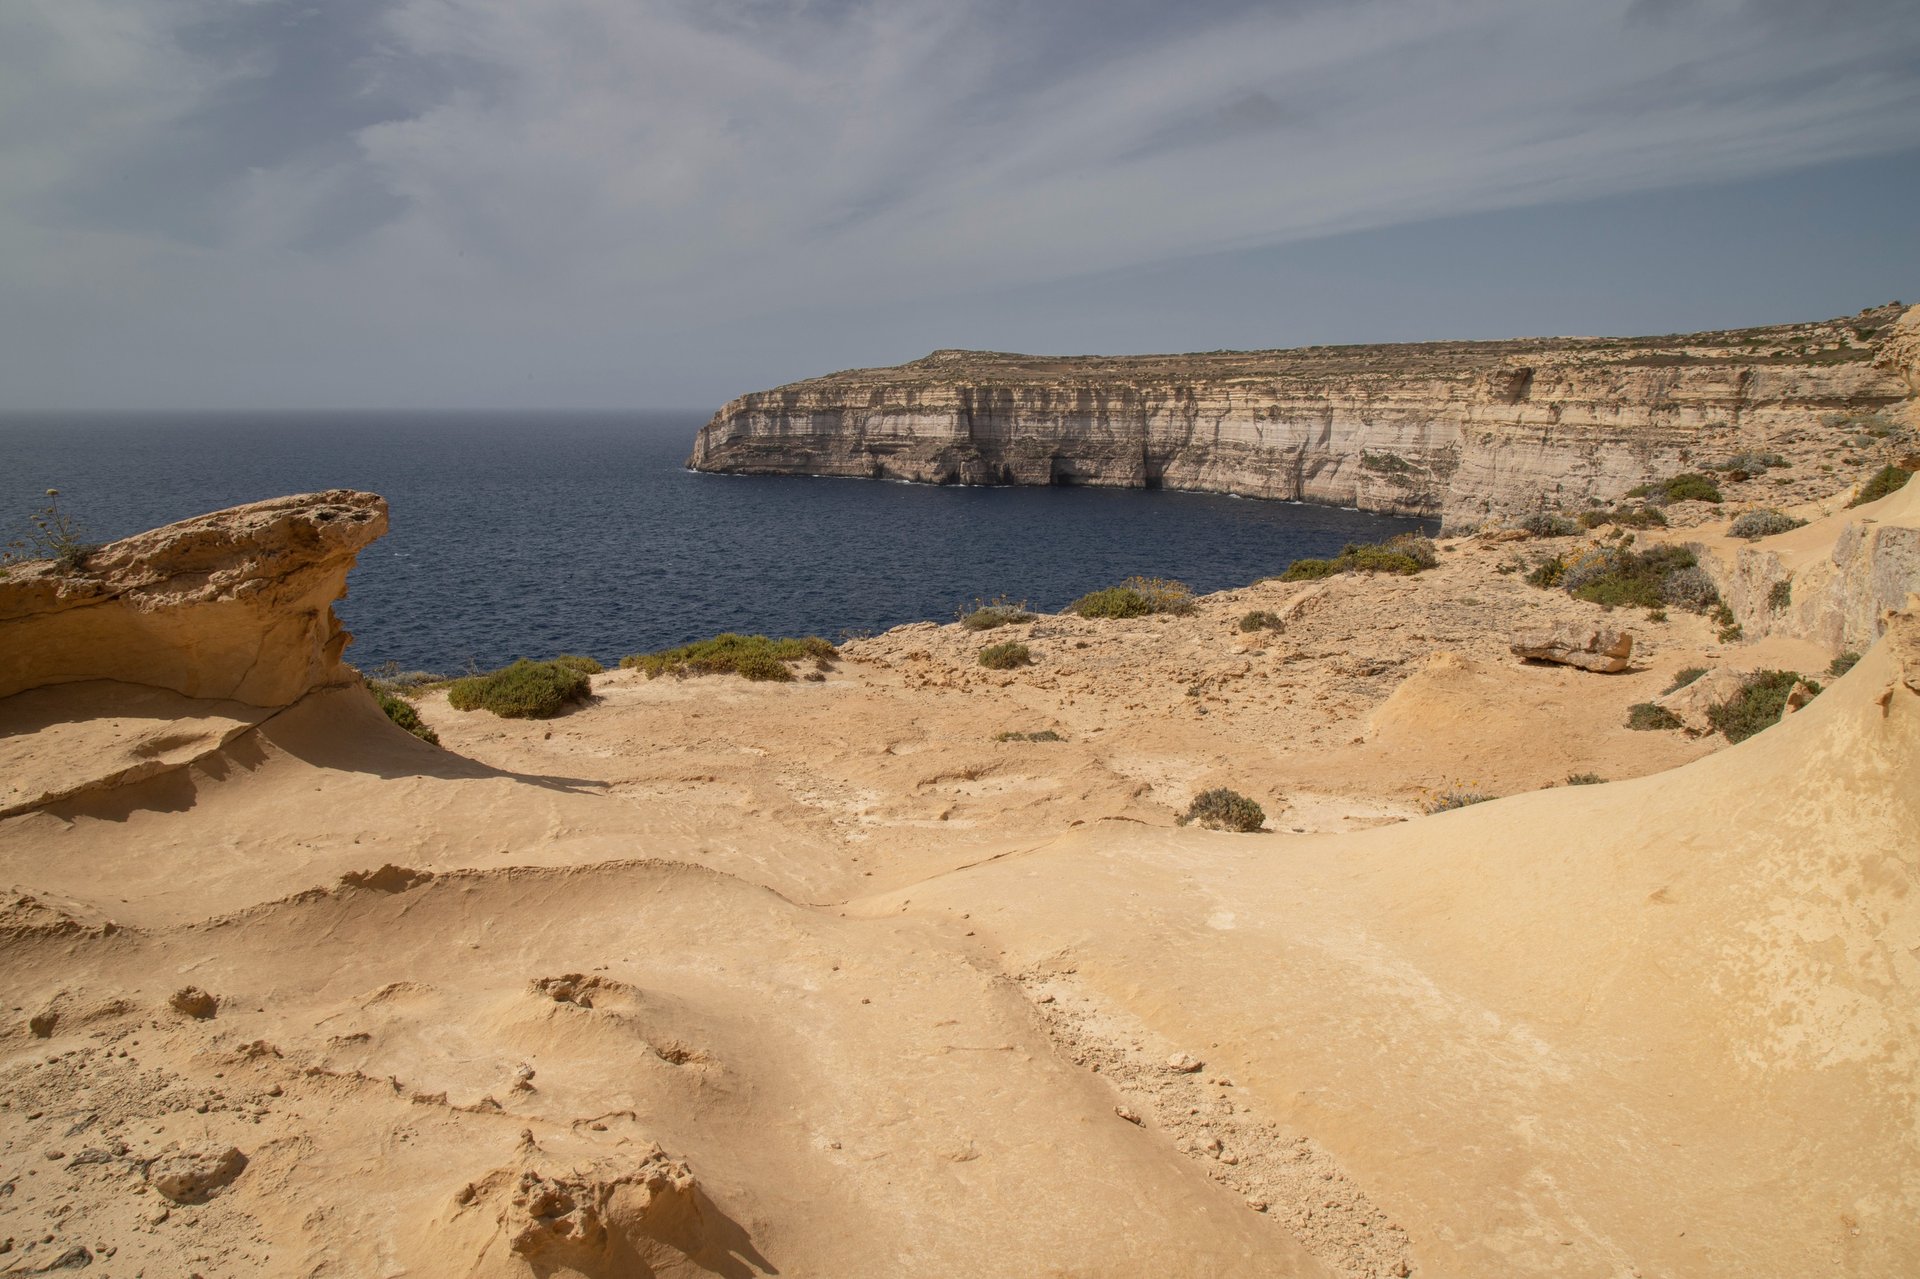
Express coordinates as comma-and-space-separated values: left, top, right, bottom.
978, 641, 1033, 670
994, 728, 1064, 742
959, 595, 1035, 630
623, 633, 836, 680
1239, 609, 1283, 632
373, 688, 440, 746
1848, 463, 1913, 508
447, 659, 593, 718
1178, 788, 1266, 832
2, 489, 101, 573
1627, 703, 1684, 731
1828, 651, 1861, 678
1708, 670, 1820, 743
1565, 773, 1605, 786
1729, 509, 1805, 539
1768, 579, 1792, 612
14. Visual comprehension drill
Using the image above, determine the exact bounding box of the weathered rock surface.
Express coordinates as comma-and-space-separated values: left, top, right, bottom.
1703, 471, 1920, 654
690, 306, 1913, 529
0, 490, 387, 706
1511, 624, 1634, 672
148, 1143, 246, 1203
1654, 668, 1750, 735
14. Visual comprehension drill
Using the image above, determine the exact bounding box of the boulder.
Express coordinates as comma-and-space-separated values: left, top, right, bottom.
0, 490, 387, 705
148, 1143, 246, 1203
1510, 624, 1633, 672
1654, 668, 1749, 735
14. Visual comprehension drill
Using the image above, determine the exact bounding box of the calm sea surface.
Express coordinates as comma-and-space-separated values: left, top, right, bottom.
2, 412, 1434, 673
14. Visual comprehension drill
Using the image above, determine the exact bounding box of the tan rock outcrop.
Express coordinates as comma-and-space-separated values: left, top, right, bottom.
1701, 474, 1920, 654
1510, 623, 1633, 672
0, 490, 387, 706
691, 306, 1914, 529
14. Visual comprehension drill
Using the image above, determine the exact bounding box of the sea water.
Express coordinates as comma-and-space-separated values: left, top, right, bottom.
1, 411, 1434, 673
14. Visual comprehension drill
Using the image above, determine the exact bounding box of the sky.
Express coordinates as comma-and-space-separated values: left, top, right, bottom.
2, 0, 1918, 411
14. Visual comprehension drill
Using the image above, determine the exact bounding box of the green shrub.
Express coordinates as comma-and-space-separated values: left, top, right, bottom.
1663, 667, 1708, 695
551, 653, 605, 675
1519, 512, 1580, 537
622, 633, 836, 680
1729, 509, 1805, 539
1526, 556, 1566, 588
1563, 545, 1703, 610
1709, 451, 1789, 475
1659, 473, 1724, 504
978, 641, 1033, 670
1278, 558, 1339, 582
1848, 463, 1913, 508
1828, 651, 1861, 678
1425, 789, 1495, 813
1708, 670, 1820, 743
1768, 579, 1792, 611
373, 689, 440, 745
1178, 788, 1266, 832
1579, 505, 1668, 529
1070, 576, 1195, 618
1239, 609, 1282, 632
447, 659, 593, 718
1070, 586, 1151, 617
960, 595, 1035, 630
1277, 534, 1437, 582
1627, 703, 1683, 731
1565, 772, 1605, 786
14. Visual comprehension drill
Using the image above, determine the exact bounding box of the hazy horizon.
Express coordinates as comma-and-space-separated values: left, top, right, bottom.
4, 0, 1917, 412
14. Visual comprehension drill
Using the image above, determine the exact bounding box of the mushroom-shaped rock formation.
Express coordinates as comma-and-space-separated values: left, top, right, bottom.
0, 490, 387, 706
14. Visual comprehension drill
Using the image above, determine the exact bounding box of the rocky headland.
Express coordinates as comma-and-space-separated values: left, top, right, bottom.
690, 303, 1917, 530
1, 325, 1918, 1277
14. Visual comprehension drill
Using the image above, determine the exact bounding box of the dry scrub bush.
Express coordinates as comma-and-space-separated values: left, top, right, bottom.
623, 634, 836, 681
448, 659, 592, 718
977, 641, 1033, 670
1178, 788, 1265, 832
1728, 509, 1805, 539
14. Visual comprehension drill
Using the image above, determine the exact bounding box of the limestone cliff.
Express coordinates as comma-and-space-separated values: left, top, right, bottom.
0, 490, 387, 705
691, 305, 1915, 529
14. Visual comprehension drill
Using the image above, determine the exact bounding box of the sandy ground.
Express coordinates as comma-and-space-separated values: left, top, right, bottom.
2, 496, 1916, 1277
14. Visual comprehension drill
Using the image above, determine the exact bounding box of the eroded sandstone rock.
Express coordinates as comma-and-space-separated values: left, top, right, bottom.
148, 1143, 246, 1203
1510, 624, 1633, 673
496, 1148, 703, 1272
0, 490, 387, 705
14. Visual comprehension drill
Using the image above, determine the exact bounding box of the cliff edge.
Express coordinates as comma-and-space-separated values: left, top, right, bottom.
691, 304, 1915, 529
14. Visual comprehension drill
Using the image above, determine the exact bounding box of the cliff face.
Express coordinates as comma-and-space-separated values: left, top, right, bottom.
690, 305, 1915, 529
0, 490, 388, 705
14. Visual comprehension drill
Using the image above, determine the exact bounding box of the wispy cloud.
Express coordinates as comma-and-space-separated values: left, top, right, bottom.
1, 0, 1916, 405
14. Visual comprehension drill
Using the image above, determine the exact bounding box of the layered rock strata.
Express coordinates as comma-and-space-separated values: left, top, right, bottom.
691, 305, 1914, 529
0, 490, 387, 705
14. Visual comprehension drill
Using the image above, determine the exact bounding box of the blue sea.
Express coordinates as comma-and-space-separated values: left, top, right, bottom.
2, 412, 1434, 674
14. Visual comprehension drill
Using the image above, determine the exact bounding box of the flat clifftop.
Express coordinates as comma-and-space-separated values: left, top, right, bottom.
691, 303, 1916, 528
794, 304, 1905, 386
